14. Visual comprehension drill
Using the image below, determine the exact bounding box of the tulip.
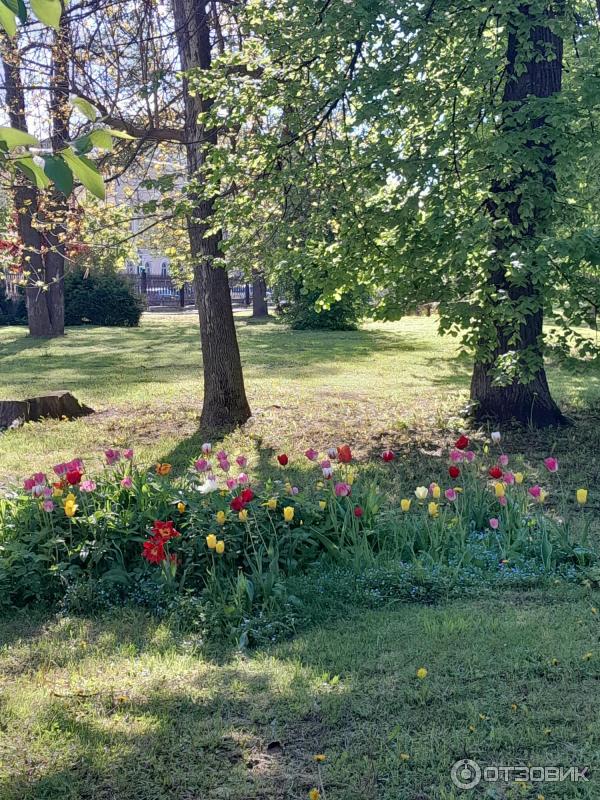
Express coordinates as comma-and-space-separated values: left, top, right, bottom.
337, 444, 352, 463
80, 480, 97, 493
416, 667, 428, 679
236, 455, 248, 468
428, 502, 439, 517
449, 449, 464, 463
382, 450, 395, 462
448, 465, 460, 479
491, 431, 501, 443
283, 506, 294, 522
239, 509, 249, 522
415, 486, 428, 501
206, 533, 217, 549
334, 482, 351, 497
215, 540, 225, 555
494, 483, 505, 498
430, 483, 441, 499
354, 505, 364, 518
121, 477, 133, 489
445, 488, 457, 502
237, 472, 249, 485
216, 510, 226, 525
105, 448, 121, 466
488, 465, 502, 479
201, 442, 212, 454
305, 448, 319, 461
322, 467, 334, 479
400, 498, 411, 512
319, 500, 327, 510
489, 517, 499, 530
267, 497, 277, 510
177, 502, 186, 513
454, 435, 469, 450
577, 488, 588, 505
544, 457, 559, 473
123, 449, 134, 460
42, 500, 54, 513
465, 450, 476, 463
514, 472, 524, 484
503, 471, 515, 485
499, 454, 509, 466
277, 453, 289, 466
327, 447, 337, 459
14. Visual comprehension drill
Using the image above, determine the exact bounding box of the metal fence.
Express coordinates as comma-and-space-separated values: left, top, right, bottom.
127, 272, 253, 309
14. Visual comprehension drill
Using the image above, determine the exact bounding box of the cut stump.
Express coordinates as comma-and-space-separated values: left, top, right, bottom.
0, 391, 94, 428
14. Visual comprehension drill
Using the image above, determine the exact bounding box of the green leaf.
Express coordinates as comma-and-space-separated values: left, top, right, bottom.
43, 154, 74, 195
74, 128, 113, 154
71, 96, 97, 122
106, 128, 136, 140
61, 147, 105, 199
0, 2, 16, 34
14, 156, 51, 189
0, 0, 24, 20
0, 126, 39, 149
29, 0, 61, 28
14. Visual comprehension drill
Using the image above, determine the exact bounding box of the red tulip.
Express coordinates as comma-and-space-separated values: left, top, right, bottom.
382, 450, 395, 462
354, 505, 364, 518
230, 495, 246, 512
240, 487, 254, 503
488, 465, 503, 479
455, 435, 469, 450
448, 465, 460, 479
66, 469, 83, 485
277, 454, 289, 466
337, 444, 352, 463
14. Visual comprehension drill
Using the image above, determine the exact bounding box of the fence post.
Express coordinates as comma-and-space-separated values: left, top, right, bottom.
244, 282, 251, 306
140, 268, 147, 296
179, 286, 185, 308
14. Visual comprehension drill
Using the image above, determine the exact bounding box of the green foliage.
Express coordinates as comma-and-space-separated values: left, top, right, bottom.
279, 277, 362, 330
196, 0, 600, 383
64, 268, 142, 327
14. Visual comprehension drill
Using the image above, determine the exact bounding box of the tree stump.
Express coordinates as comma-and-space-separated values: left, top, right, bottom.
0, 391, 94, 428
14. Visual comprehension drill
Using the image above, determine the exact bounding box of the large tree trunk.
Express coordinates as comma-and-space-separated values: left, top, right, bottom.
252, 271, 269, 318
171, 0, 251, 429
1, 28, 69, 338
470, 3, 567, 427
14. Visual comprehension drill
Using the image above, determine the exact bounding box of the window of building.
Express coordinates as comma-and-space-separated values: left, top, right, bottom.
161, 262, 168, 277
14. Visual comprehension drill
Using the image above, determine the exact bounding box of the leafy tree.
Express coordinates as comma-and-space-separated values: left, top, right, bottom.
199, 0, 600, 426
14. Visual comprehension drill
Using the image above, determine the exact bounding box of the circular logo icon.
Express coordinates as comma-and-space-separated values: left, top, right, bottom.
451, 759, 482, 790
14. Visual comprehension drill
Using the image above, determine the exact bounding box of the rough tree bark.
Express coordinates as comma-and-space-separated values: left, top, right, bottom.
470, 3, 567, 427
251, 271, 269, 318
171, 0, 251, 428
1, 22, 71, 338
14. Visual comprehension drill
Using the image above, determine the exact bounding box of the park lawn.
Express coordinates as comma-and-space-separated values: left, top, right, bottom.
1, 587, 599, 799
1, 314, 600, 498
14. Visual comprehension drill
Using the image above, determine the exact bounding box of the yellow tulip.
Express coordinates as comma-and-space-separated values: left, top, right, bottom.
52, 487, 64, 498
428, 502, 439, 518
206, 533, 217, 549
216, 510, 226, 525
483, 444, 489, 454
400, 498, 411, 512
177, 502, 186, 514
239, 509, 248, 522
494, 482, 505, 498
215, 540, 225, 555
430, 483, 441, 499
64, 499, 78, 518
514, 472, 524, 484
577, 488, 588, 505
267, 497, 277, 511
415, 486, 428, 501
539, 489, 548, 503
319, 500, 327, 510
283, 506, 294, 523
416, 667, 428, 680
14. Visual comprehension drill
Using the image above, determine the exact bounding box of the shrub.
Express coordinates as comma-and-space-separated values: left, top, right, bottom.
0, 279, 27, 326
278, 277, 363, 331
0, 437, 595, 643
65, 268, 142, 327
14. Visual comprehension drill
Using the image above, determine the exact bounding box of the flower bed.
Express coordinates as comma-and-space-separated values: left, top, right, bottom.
0, 435, 595, 640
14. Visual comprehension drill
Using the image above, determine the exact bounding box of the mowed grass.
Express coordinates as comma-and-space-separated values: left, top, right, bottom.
1, 588, 600, 799
1, 313, 600, 492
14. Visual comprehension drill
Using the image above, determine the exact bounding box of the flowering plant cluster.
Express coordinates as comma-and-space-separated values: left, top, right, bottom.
0, 435, 595, 628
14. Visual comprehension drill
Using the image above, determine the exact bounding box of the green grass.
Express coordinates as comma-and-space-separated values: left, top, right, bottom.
1, 314, 600, 494
1, 588, 599, 799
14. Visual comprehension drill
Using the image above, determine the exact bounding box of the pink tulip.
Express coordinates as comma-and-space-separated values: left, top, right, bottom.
334, 482, 351, 497
121, 477, 133, 489
489, 518, 499, 530
42, 500, 54, 513
216, 450, 227, 461
498, 496, 507, 506
449, 449, 464, 463
464, 450, 476, 463
445, 488, 457, 502
499, 454, 509, 466
322, 467, 334, 479
290, 486, 299, 495
544, 457, 558, 473
105, 449, 121, 466
320, 459, 331, 469
80, 480, 97, 493
23, 478, 35, 492
237, 472, 249, 485
305, 448, 319, 461
201, 442, 212, 454
124, 449, 134, 460
528, 485, 542, 498
194, 458, 209, 472
226, 478, 237, 490
53, 462, 67, 476
236, 455, 248, 468
502, 471, 515, 485
218, 459, 230, 473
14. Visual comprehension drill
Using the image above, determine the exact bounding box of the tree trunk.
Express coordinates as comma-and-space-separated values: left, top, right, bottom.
171, 0, 251, 429
252, 271, 269, 318
470, 3, 567, 427
1, 30, 69, 338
